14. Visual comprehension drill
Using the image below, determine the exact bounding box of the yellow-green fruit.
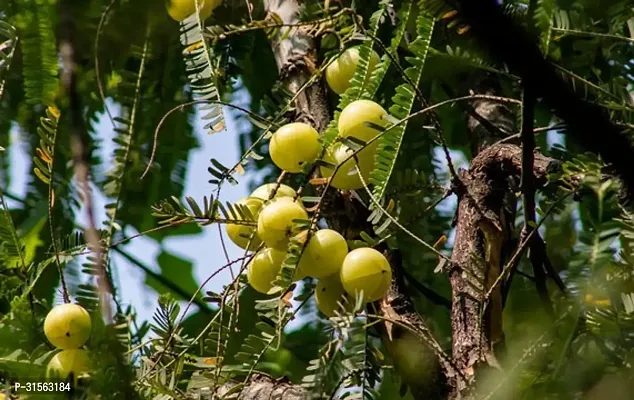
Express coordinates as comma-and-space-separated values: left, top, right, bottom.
44, 304, 92, 350
166, 0, 221, 22
270, 123, 321, 173
226, 197, 265, 251
338, 99, 389, 143
315, 274, 350, 317
247, 248, 286, 294
340, 248, 391, 303
367, 261, 392, 302
251, 183, 297, 201
298, 229, 348, 278
385, 330, 436, 388
325, 47, 380, 95
319, 143, 374, 190
47, 349, 91, 383
257, 197, 308, 250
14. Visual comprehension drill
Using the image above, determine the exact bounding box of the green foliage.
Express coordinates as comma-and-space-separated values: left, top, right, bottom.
369, 4, 435, 207
180, 13, 224, 133
0, 20, 17, 97
320, 2, 390, 149
10, 0, 59, 105
2, 0, 634, 398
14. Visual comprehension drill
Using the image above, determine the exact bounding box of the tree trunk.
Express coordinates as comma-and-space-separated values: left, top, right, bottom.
263, 0, 330, 131
448, 143, 556, 398
446, 76, 560, 398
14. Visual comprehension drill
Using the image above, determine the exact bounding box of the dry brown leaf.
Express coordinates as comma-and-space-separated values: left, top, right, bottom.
309, 177, 329, 186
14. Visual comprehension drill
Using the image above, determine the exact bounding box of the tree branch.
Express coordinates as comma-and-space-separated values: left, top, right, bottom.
59, 0, 114, 317
449, 143, 557, 397
518, 78, 555, 316
209, 374, 304, 400
402, 268, 451, 309
451, 0, 634, 201
264, 0, 330, 131
376, 250, 453, 399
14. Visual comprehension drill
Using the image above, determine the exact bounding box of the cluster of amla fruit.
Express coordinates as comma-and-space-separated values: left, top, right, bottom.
43, 303, 92, 383
226, 182, 391, 316
322, 46, 387, 190
266, 98, 389, 191
265, 48, 388, 189
224, 46, 392, 315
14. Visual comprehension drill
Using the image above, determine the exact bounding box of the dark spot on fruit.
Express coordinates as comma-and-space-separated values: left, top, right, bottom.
66, 332, 71, 337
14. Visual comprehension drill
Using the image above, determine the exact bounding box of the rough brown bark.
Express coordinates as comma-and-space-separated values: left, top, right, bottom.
448, 143, 557, 398
203, 374, 304, 400
264, 0, 330, 131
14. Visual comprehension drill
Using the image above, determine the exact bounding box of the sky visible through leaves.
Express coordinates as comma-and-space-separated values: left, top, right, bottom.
5, 84, 564, 328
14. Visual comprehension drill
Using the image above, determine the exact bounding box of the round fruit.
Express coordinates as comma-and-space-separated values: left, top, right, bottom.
325, 47, 380, 95
340, 248, 391, 303
367, 262, 392, 302
44, 304, 92, 350
226, 197, 265, 251
338, 99, 389, 143
387, 330, 435, 387
46, 349, 91, 383
319, 143, 374, 190
298, 229, 348, 278
247, 248, 286, 294
315, 274, 350, 317
166, 0, 220, 22
251, 183, 297, 201
257, 197, 308, 250
269, 123, 321, 173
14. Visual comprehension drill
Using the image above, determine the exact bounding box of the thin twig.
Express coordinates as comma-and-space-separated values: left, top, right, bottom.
94, 0, 117, 127
136, 253, 255, 383
517, 0, 554, 316
519, 72, 554, 315
484, 192, 572, 302
440, 82, 512, 143
59, 1, 113, 320
401, 268, 451, 309
552, 27, 634, 44
360, 28, 460, 181
115, 247, 213, 314
141, 100, 273, 179
45, 108, 70, 304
